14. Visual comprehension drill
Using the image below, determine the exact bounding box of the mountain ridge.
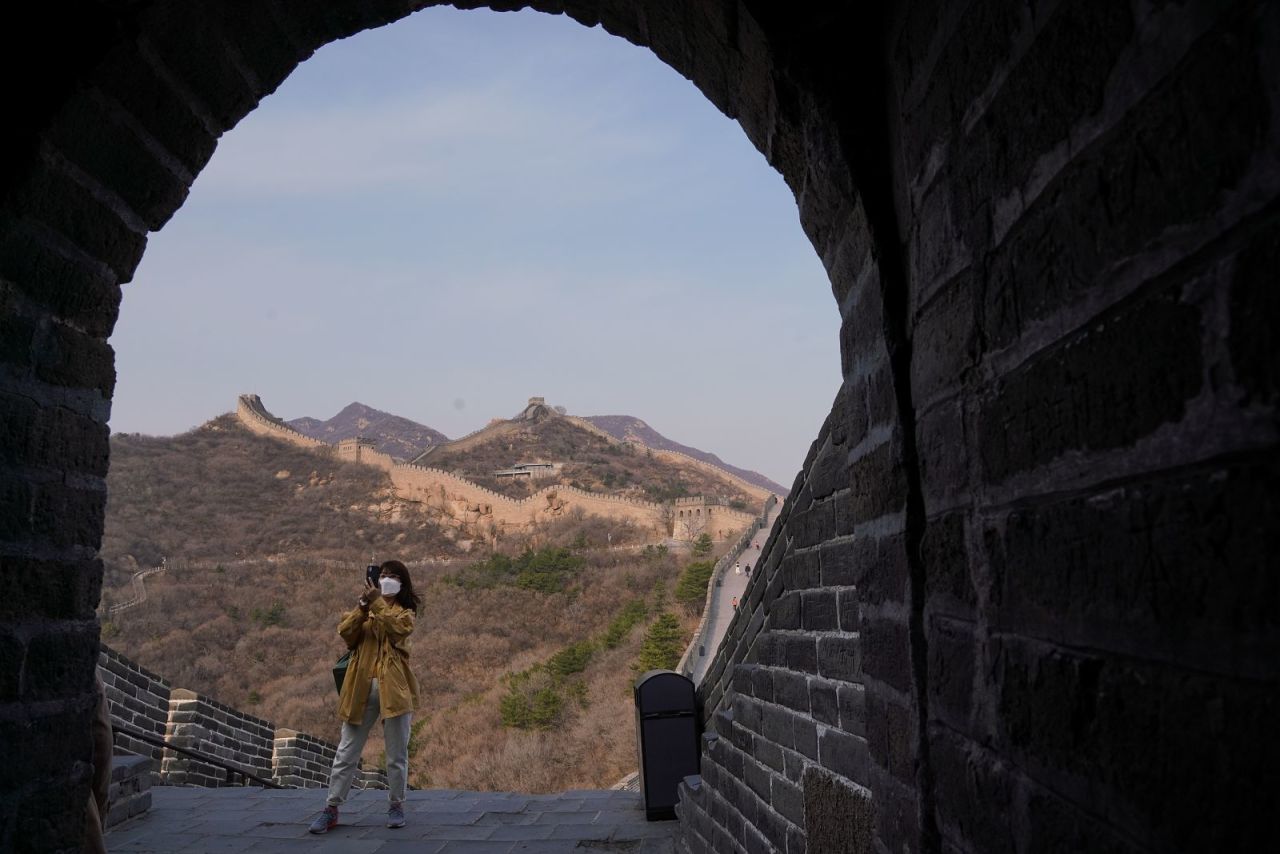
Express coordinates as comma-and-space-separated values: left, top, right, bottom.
288, 402, 449, 460
583, 415, 787, 495
286, 400, 786, 496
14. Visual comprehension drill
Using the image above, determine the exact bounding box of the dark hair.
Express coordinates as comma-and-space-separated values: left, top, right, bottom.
380, 559, 422, 614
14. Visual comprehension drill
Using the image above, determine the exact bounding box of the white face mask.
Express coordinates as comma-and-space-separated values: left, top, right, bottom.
379, 577, 402, 597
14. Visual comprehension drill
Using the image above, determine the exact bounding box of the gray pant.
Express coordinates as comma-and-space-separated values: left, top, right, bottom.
326, 678, 412, 806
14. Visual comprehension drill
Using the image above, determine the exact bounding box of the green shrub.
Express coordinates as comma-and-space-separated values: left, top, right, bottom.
547, 640, 596, 677
674, 560, 717, 613
602, 599, 647, 649
633, 612, 685, 673
448, 546, 583, 593
691, 533, 713, 557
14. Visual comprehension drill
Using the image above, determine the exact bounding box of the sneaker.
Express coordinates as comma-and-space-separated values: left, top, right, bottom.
308, 805, 338, 834
387, 802, 406, 829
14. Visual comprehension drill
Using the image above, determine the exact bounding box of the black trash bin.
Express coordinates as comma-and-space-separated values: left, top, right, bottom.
634, 670, 699, 821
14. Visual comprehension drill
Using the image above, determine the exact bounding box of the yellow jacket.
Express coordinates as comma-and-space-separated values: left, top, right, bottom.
336, 597, 421, 723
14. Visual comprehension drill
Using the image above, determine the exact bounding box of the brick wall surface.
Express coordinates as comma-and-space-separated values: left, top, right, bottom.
98, 647, 171, 781
0, 2, 1274, 853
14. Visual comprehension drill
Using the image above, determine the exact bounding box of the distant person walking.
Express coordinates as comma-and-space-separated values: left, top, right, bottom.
735, 561, 742, 575
310, 560, 422, 834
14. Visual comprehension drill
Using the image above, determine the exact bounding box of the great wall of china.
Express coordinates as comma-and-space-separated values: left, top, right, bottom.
236, 394, 765, 540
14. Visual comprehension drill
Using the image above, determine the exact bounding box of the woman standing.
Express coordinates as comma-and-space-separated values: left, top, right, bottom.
309, 560, 422, 834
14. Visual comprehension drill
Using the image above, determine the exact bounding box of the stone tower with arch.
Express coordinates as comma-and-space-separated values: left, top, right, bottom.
1, 2, 1275, 853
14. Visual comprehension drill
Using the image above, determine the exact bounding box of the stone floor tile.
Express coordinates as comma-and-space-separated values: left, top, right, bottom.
545, 823, 613, 840
366, 842, 448, 854
507, 842, 604, 853
435, 841, 516, 853
485, 824, 555, 841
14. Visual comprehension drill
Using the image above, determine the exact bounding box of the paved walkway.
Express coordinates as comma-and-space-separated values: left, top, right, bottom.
106, 786, 678, 853
688, 502, 782, 684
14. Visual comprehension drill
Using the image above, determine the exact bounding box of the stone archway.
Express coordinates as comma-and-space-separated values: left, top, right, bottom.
1, 2, 1276, 853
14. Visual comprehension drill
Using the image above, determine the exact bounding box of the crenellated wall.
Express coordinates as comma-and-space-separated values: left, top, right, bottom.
99, 646, 384, 792
237, 394, 759, 540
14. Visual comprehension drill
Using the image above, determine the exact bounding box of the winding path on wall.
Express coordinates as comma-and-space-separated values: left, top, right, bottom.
686, 500, 782, 685
107, 564, 166, 615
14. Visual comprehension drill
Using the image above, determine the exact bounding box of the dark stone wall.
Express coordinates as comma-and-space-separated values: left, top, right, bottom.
0, 1, 1274, 852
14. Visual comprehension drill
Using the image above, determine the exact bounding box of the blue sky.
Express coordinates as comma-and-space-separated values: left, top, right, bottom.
107, 7, 840, 486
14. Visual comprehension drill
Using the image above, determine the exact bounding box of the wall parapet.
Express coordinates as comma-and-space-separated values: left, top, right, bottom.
676, 494, 778, 679
235, 394, 762, 540
100, 646, 382, 790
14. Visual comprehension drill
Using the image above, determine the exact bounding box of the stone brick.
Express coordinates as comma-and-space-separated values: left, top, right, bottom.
0, 705, 92, 791
762, 703, 794, 749
860, 617, 911, 694
773, 669, 810, 713
793, 715, 819, 760
750, 665, 775, 704
1228, 218, 1280, 404
916, 396, 969, 510
848, 438, 908, 524
0, 226, 123, 338
783, 550, 822, 590
981, 6, 1266, 350
801, 590, 839, 631
0, 629, 21, 702
771, 591, 802, 630
836, 588, 861, 632
93, 44, 218, 177
9, 163, 147, 284
744, 756, 773, 804
791, 498, 836, 549
995, 639, 1276, 850
865, 692, 916, 785
911, 271, 977, 403
922, 510, 974, 616
1022, 783, 1144, 854
0, 393, 109, 475
818, 726, 871, 785
803, 765, 873, 854
952, 0, 1135, 217
22, 624, 99, 702
756, 737, 784, 774
784, 634, 818, 675
930, 729, 1018, 854
34, 322, 116, 398
820, 533, 908, 606
979, 286, 1202, 483
45, 90, 190, 231
30, 480, 108, 550
807, 435, 849, 500
817, 635, 861, 683
898, 0, 1025, 175
927, 617, 975, 728
837, 683, 867, 737
0, 556, 102, 621
810, 679, 839, 727
987, 459, 1278, 676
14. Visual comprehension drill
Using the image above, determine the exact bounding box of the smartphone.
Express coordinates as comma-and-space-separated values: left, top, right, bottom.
365, 564, 379, 586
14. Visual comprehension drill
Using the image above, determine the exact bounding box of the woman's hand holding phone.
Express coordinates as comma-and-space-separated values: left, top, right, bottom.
359, 578, 380, 609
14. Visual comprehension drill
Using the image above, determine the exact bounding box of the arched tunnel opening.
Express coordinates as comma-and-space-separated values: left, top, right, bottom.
1, 2, 1276, 852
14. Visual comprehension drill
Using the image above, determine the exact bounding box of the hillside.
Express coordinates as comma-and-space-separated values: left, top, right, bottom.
584, 414, 787, 495
288, 402, 449, 460
105, 546, 699, 792
100, 413, 724, 791
101, 415, 463, 588
421, 408, 760, 507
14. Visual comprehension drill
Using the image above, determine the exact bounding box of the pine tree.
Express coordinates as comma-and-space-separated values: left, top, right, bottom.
633, 612, 685, 672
